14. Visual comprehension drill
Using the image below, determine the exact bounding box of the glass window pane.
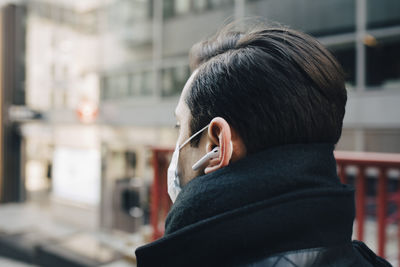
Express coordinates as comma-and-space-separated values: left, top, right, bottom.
147, 0, 154, 19
367, 0, 400, 29
117, 75, 130, 98
208, 0, 233, 9
102, 77, 110, 100
104, 75, 129, 99
161, 68, 174, 97
142, 71, 154, 95
329, 44, 356, 90
193, 0, 208, 13
366, 36, 400, 89
108, 76, 118, 99
245, 0, 355, 36
175, 0, 191, 15
208, 0, 221, 8
174, 65, 190, 93
161, 65, 190, 97
130, 73, 143, 96
130, 1, 151, 21
163, 0, 175, 19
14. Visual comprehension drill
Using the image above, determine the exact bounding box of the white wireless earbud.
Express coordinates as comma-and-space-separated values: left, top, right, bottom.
192, 147, 220, 171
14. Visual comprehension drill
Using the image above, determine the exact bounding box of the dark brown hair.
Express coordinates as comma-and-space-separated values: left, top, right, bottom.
186, 22, 347, 154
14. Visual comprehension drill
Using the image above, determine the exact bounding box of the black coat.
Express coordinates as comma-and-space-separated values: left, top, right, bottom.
135, 143, 391, 267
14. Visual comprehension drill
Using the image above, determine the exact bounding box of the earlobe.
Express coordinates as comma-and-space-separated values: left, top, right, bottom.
204, 117, 233, 174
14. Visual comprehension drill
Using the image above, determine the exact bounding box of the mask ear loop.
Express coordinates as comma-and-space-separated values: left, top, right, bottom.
179, 124, 210, 150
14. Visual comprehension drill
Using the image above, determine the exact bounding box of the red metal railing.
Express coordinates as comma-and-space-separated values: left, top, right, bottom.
151, 148, 400, 264
335, 150, 400, 264
150, 147, 173, 240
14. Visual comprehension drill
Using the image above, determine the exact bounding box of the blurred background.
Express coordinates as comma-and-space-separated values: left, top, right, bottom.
0, 0, 399, 266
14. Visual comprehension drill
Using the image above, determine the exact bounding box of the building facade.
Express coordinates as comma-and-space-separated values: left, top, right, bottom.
99, 0, 400, 153
9, 0, 400, 231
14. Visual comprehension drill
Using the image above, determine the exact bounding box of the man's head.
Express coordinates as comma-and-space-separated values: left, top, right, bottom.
174, 23, 347, 186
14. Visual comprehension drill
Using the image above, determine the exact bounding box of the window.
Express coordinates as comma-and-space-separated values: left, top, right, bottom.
245, 0, 356, 36
367, 0, 400, 29
208, 0, 233, 9
192, 0, 208, 13
108, 0, 153, 33
163, 0, 175, 19
130, 73, 143, 96
142, 71, 154, 96
102, 70, 155, 100
330, 44, 356, 90
102, 77, 113, 100
161, 65, 190, 97
101, 77, 108, 100
102, 75, 127, 99
366, 37, 400, 89
79, 10, 98, 34
161, 68, 174, 96
175, 0, 191, 15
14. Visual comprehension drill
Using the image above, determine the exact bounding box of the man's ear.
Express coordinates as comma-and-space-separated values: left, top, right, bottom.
204, 117, 233, 174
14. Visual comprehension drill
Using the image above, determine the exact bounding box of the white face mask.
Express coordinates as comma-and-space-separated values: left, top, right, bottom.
167, 124, 211, 203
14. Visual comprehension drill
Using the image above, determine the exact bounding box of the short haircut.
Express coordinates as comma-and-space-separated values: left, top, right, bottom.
186, 22, 347, 154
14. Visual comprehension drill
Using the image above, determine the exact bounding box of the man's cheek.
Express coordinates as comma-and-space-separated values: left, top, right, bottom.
177, 152, 186, 181
178, 150, 195, 185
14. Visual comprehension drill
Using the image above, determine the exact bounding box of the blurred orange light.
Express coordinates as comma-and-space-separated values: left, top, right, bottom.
77, 101, 98, 123
363, 34, 378, 47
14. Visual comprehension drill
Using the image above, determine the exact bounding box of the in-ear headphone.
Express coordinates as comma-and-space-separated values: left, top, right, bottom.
192, 147, 220, 171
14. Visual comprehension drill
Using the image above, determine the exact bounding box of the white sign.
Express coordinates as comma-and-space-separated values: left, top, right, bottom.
52, 147, 101, 205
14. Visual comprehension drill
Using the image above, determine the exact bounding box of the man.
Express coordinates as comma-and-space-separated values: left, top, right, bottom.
135, 23, 391, 266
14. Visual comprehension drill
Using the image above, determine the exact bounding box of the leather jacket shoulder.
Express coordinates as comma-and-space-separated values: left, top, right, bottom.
237, 241, 392, 267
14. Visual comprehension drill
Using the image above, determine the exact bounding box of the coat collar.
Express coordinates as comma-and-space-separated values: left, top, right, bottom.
166, 143, 344, 234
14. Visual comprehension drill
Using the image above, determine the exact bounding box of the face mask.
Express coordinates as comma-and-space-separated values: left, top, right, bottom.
167, 124, 212, 203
